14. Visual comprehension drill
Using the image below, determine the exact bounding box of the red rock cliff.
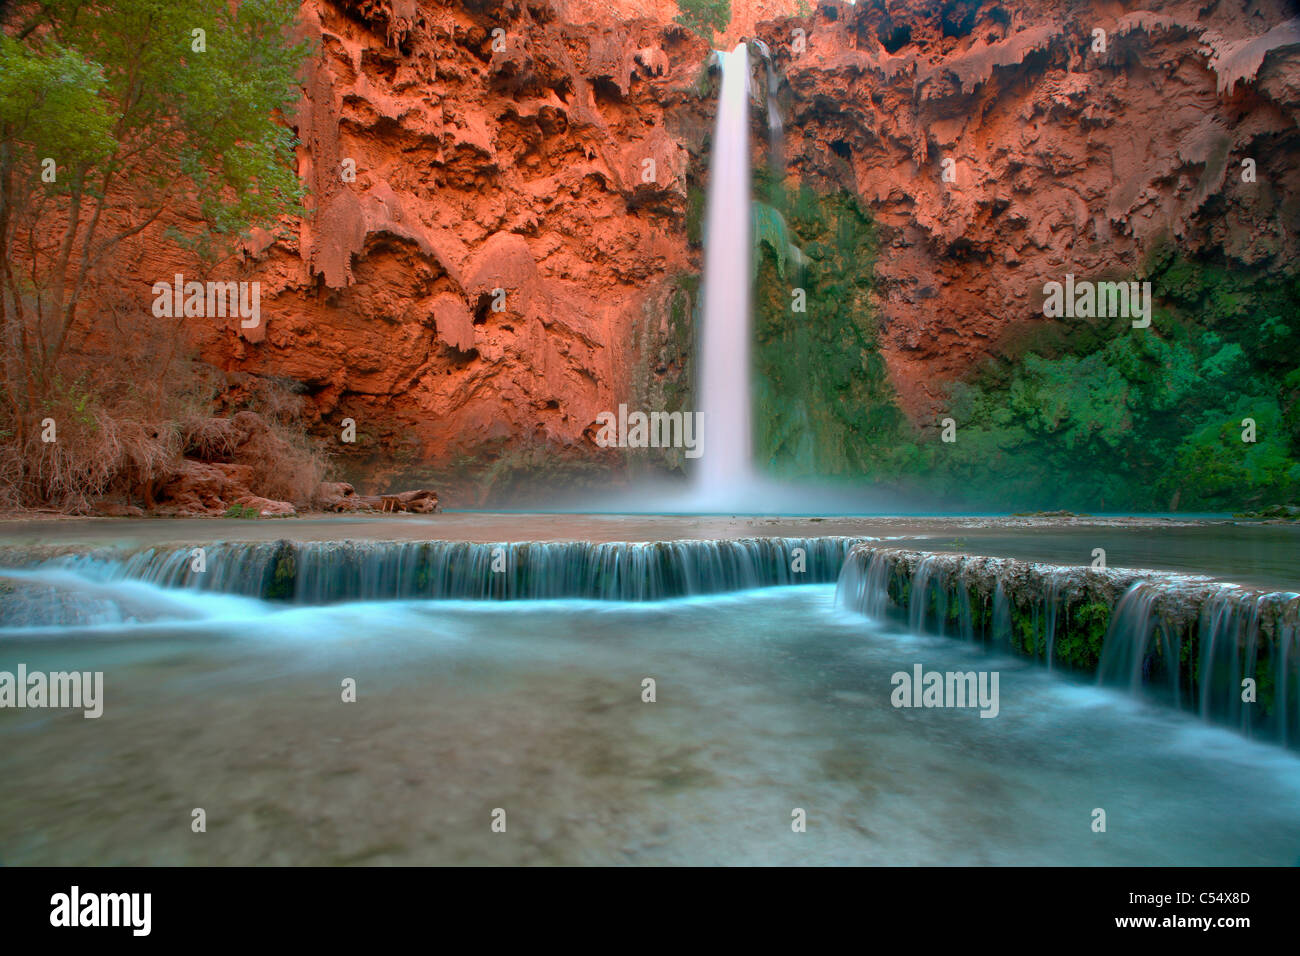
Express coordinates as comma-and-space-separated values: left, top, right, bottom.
89, 0, 1300, 495
112, 0, 711, 500
761, 0, 1300, 416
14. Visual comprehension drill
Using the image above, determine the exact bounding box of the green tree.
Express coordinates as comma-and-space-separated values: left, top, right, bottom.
0, 0, 311, 495
676, 0, 731, 40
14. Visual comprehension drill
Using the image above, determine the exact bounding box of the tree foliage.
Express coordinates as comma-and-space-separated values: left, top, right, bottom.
929, 253, 1300, 511
0, 0, 312, 502
675, 0, 731, 40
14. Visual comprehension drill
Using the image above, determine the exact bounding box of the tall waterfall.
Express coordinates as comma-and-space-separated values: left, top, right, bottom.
695, 43, 755, 503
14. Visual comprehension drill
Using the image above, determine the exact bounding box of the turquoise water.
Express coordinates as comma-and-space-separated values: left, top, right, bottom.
5, 515, 1294, 588
2, 573, 1298, 865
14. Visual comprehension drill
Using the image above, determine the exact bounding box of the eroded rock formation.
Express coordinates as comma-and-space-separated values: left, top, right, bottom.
101, 0, 711, 501
263, 0, 714, 491
762, 0, 1300, 415
82, 0, 1300, 497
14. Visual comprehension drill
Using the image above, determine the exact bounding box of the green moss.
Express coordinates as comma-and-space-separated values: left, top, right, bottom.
752, 200, 802, 280
1010, 601, 1043, 659
968, 590, 991, 634
890, 574, 911, 608
691, 59, 714, 99
265, 543, 296, 601
686, 185, 705, 247
1052, 601, 1110, 670
752, 183, 909, 480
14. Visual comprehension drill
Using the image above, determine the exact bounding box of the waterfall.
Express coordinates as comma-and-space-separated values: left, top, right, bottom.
695, 43, 755, 502
909, 554, 945, 634
18, 536, 864, 605
1095, 582, 1180, 702
956, 567, 976, 641
992, 580, 1012, 648
766, 64, 783, 187
835, 544, 1300, 749
1042, 577, 1061, 671
1192, 588, 1298, 744
833, 547, 892, 620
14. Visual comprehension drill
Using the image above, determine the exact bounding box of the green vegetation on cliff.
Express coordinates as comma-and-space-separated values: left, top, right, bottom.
0, 0, 313, 509
675, 0, 731, 40
932, 246, 1300, 511
750, 175, 1300, 512
753, 184, 911, 479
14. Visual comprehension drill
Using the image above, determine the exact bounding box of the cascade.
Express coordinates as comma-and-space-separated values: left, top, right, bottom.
834, 544, 1300, 748
21, 536, 865, 605
1096, 582, 1181, 704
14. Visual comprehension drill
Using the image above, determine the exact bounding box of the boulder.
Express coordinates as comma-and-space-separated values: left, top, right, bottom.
156, 460, 256, 515
235, 495, 296, 517
397, 489, 440, 513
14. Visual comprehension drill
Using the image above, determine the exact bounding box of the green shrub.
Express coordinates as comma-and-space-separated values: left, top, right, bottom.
675, 0, 730, 39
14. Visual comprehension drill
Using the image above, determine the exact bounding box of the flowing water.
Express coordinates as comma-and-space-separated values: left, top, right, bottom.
2, 564, 1299, 865
21, 537, 855, 605
695, 43, 754, 505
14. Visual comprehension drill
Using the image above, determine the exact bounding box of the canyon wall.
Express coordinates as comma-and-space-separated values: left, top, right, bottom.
109, 0, 712, 501
761, 0, 1300, 416
90, 0, 1300, 499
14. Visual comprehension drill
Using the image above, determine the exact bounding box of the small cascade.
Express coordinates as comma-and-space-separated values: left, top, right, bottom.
992, 580, 1012, 649
833, 547, 893, 620
750, 38, 785, 202
955, 567, 976, 641
1192, 588, 1298, 745
1042, 577, 1060, 670
23, 537, 865, 606
1199, 589, 1248, 727
766, 66, 783, 182
835, 544, 1300, 749
908, 554, 941, 634
1095, 583, 1181, 706
1278, 616, 1297, 747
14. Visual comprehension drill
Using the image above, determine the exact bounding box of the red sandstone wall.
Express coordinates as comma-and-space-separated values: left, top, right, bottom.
762, 0, 1300, 415
75, 0, 1300, 489
107, 0, 709, 493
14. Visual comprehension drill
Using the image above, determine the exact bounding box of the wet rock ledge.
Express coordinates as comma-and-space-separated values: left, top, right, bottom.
837, 545, 1299, 744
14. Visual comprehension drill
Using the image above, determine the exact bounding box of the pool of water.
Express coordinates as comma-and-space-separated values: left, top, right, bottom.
913, 524, 1300, 591
2, 575, 1298, 865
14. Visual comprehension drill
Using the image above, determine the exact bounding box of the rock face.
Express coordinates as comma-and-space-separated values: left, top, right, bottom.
761, 0, 1300, 415
169, 0, 708, 496
82, 0, 1300, 494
